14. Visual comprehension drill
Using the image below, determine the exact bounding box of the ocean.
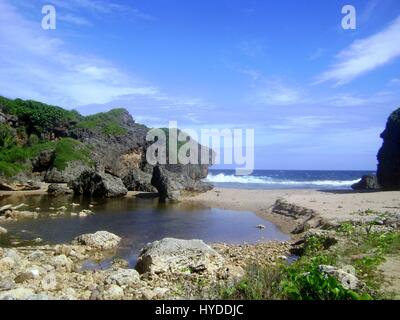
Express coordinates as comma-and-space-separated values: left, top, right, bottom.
206, 169, 374, 190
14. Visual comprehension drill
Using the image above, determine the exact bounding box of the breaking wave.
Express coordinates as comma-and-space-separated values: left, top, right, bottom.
206, 173, 360, 188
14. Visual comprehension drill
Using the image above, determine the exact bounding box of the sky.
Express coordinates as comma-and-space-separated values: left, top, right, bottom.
1, 0, 400, 170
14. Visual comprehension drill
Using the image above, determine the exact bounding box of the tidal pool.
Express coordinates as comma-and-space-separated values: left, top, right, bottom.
0, 194, 290, 266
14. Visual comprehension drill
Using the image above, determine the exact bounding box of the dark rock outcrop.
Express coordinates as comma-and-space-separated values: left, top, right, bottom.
44, 162, 91, 183
32, 149, 55, 172
122, 169, 156, 192
351, 175, 381, 191
151, 166, 182, 201
377, 108, 400, 190
151, 165, 213, 202
1, 97, 213, 196
69, 170, 128, 198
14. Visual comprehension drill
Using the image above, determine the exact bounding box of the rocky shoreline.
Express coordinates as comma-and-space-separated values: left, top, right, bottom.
0, 231, 291, 300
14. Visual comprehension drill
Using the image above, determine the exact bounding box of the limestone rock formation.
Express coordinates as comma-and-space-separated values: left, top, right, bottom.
135, 238, 225, 274
69, 170, 128, 198
72, 231, 121, 250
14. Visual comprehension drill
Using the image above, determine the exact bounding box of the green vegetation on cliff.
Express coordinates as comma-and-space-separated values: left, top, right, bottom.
0, 96, 122, 177
77, 108, 128, 136
0, 137, 93, 177
0, 96, 81, 136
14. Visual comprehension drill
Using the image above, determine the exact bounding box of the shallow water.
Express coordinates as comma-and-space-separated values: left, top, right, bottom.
0, 194, 289, 267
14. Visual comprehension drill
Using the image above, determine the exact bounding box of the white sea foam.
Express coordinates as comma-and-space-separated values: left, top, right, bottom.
206, 173, 360, 187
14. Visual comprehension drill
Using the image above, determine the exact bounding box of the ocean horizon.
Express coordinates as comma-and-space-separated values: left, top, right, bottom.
206, 169, 374, 190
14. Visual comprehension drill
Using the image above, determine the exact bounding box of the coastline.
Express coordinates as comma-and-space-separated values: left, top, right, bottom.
182, 187, 400, 235
3, 186, 400, 236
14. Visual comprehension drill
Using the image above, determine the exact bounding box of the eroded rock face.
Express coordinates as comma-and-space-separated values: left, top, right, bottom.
151, 166, 183, 201
151, 165, 213, 202
69, 170, 128, 198
44, 161, 91, 184
377, 108, 400, 190
135, 238, 225, 274
72, 231, 121, 250
122, 169, 156, 192
351, 175, 381, 191
32, 150, 55, 172
318, 265, 361, 290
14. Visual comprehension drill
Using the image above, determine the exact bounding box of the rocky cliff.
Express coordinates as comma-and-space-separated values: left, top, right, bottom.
377, 108, 400, 190
0, 96, 213, 199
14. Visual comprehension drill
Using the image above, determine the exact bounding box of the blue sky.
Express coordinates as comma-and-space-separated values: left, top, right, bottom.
1, 0, 400, 170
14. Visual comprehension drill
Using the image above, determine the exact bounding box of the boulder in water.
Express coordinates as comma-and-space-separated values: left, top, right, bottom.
72, 231, 121, 250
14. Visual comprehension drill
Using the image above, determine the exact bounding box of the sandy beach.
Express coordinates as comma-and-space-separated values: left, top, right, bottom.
182, 188, 400, 234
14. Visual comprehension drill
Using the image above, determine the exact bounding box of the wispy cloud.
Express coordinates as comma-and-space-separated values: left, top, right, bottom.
254, 80, 305, 106
316, 16, 400, 85
58, 14, 92, 26
0, 0, 188, 109
48, 0, 153, 20
270, 116, 344, 131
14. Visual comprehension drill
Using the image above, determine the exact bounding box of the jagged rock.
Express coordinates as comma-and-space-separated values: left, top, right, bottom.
44, 162, 91, 183
377, 108, 400, 190
104, 268, 140, 287
122, 169, 156, 192
47, 183, 73, 195
0, 287, 36, 300
352, 175, 381, 191
319, 265, 360, 290
135, 238, 225, 274
151, 165, 213, 202
32, 149, 55, 172
151, 166, 183, 201
272, 199, 316, 218
69, 170, 127, 198
72, 231, 121, 250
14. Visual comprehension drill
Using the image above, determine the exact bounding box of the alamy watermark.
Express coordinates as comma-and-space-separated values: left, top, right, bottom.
145, 122, 255, 176
41, 5, 56, 30
342, 5, 357, 30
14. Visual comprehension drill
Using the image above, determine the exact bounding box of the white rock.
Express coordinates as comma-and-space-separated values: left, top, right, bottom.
105, 268, 140, 287
41, 273, 57, 291
135, 238, 225, 274
50, 255, 72, 270
0, 257, 15, 271
0, 287, 35, 300
105, 284, 124, 299
72, 231, 121, 250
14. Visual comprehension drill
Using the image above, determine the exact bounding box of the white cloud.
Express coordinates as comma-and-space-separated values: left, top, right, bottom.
317, 16, 400, 85
254, 81, 305, 106
58, 14, 92, 26
0, 0, 191, 110
47, 0, 153, 20
270, 116, 344, 130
